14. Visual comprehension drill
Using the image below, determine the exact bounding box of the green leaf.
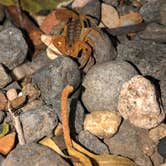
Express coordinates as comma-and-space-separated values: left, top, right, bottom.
0, 122, 10, 138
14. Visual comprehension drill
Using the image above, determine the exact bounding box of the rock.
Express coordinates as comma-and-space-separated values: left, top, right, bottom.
160, 3, 166, 25
0, 64, 12, 88
117, 39, 166, 110
0, 155, 5, 166
118, 75, 165, 129
4, 81, 21, 91
104, 120, 154, 166
78, 130, 109, 154
84, 111, 121, 138
32, 57, 81, 107
82, 61, 138, 112
2, 143, 70, 166
139, 23, 166, 43
149, 124, 166, 143
0, 111, 5, 123
0, 27, 28, 70
140, 0, 165, 23
20, 105, 58, 143
22, 83, 40, 102
6, 89, 18, 101
157, 137, 166, 158
0, 92, 7, 111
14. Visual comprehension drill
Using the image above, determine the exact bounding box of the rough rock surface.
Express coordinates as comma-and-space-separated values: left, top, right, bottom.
84, 111, 121, 138
0, 27, 28, 69
32, 57, 81, 107
0, 111, 5, 123
0, 155, 4, 166
104, 120, 156, 166
20, 105, 58, 143
82, 61, 138, 112
2, 143, 70, 166
78, 130, 109, 154
118, 75, 165, 129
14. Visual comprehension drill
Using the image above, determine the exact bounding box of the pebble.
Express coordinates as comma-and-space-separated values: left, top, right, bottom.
84, 111, 121, 138
0, 92, 7, 111
20, 105, 58, 143
6, 88, 18, 101
82, 61, 138, 113
118, 75, 165, 129
149, 124, 166, 143
138, 23, 166, 43
157, 137, 166, 158
0, 27, 28, 70
2, 143, 70, 166
32, 57, 81, 107
0, 64, 12, 88
78, 130, 109, 154
104, 120, 154, 166
140, 0, 165, 23
160, 3, 166, 25
4, 81, 21, 91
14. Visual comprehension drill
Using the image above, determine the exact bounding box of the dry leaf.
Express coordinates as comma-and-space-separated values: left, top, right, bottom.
0, 132, 16, 155
0, 122, 9, 138
39, 137, 69, 158
10, 95, 26, 109
119, 11, 143, 26
101, 3, 120, 28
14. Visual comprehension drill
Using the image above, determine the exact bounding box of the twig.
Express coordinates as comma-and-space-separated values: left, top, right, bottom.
7, 103, 26, 145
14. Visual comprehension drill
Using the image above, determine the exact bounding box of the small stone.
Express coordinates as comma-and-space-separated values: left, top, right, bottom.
78, 130, 109, 154
149, 124, 166, 143
0, 111, 5, 123
20, 105, 58, 143
84, 111, 121, 138
157, 137, 166, 158
0, 27, 28, 70
160, 3, 166, 25
32, 57, 81, 107
6, 89, 18, 101
4, 81, 21, 91
2, 143, 70, 166
139, 23, 166, 42
118, 75, 165, 129
104, 120, 154, 166
0, 64, 12, 88
0, 92, 7, 111
82, 61, 138, 112
22, 83, 40, 102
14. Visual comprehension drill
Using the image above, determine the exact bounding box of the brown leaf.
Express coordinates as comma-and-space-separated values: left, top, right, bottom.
0, 132, 16, 155
101, 3, 120, 28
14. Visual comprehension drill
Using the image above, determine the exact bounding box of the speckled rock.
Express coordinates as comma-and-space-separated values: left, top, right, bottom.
2, 143, 70, 166
82, 61, 138, 112
0, 64, 12, 88
32, 57, 81, 107
78, 130, 109, 154
20, 105, 58, 143
160, 3, 166, 25
149, 124, 166, 143
140, 0, 165, 23
104, 120, 154, 166
84, 111, 121, 138
118, 75, 165, 129
0, 27, 28, 70
138, 23, 166, 43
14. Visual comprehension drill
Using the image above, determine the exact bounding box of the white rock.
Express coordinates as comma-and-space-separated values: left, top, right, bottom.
118, 75, 165, 129
84, 111, 121, 138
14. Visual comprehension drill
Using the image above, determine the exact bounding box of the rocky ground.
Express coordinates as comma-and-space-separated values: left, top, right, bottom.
0, 0, 166, 166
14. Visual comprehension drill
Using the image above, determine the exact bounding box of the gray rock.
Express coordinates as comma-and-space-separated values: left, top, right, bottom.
20, 105, 58, 143
3, 81, 21, 91
140, 0, 165, 23
2, 143, 70, 166
117, 39, 166, 110
82, 61, 138, 112
160, 3, 166, 25
0, 27, 28, 70
104, 120, 154, 166
0, 111, 5, 123
0, 155, 5, 166
138, 23, 166, 43
32, 57, 81, 107
0, 64, 12, 88
78, 130, 109, 154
